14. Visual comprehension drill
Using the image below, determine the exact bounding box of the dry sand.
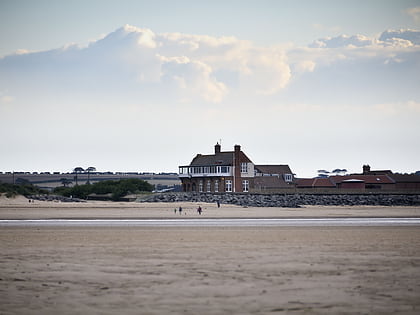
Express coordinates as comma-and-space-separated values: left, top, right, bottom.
1, 195, 420, 314
1, 194, 420, 219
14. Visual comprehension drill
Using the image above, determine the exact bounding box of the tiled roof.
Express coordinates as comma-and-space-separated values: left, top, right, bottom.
313, 177, 336, 187
296, 178, 335, 188
190, 152, 234, 166
389, 174, 420, 183
255, 165, 292, 175
254, 176, 290, 188
330, 175, 395, 185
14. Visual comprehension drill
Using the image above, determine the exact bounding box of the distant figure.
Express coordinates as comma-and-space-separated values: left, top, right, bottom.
197, 206, 202, 215
179, 206, 182, 215
174, 208, 177, 214
216, 201, 220, 208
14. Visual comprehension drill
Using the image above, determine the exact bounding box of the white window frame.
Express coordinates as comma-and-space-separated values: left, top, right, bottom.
199, 180, 203, 192
240, 163, 248, 173
206, 180, 211, 192
242, 180, 249, 192
284, 174, 293, 182
225, 180, 232, 192
214, 180, 219, 192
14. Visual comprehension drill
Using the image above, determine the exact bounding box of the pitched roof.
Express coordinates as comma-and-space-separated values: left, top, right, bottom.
190, 152, 234, 166
389, 174, 420, 183
255, 165, 292, 175
330, 175, 395, 185
296, 177, 335, 188
253, 176, 290, 188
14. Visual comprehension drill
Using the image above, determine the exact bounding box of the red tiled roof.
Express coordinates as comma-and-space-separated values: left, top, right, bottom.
330, 175, 395, 185
296, 178, 335, 188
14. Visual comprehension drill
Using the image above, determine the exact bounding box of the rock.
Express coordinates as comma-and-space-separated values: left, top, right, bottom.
137, 192, 420, 208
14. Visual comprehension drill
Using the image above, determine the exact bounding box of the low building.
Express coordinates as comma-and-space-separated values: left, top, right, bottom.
178, 143, 294, 193
331, 175, 396, 190
295, 177, 336, 190
389, 174, 420, 191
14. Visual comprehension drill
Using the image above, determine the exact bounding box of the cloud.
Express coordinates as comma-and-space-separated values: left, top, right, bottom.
309, 34, 376, 48
160, 56, 227, 103
406, 7, 420, 23
379, 29, 420, 46
282, 28, 420, 107
0, 25, 294, 106
309, 29, 420, 49
293, 60, 316, 73
1, 26, 419, 175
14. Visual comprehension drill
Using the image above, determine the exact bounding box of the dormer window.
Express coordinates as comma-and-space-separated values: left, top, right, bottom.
284, 174, 293, 182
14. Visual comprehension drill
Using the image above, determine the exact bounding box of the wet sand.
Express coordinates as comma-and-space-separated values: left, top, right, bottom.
1, 196, 420, 314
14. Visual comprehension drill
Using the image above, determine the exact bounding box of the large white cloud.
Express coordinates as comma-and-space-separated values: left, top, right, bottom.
0, 25, 293, 106
0, 25, 419, 175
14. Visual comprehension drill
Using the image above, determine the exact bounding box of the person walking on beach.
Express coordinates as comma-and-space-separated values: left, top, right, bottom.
179, 206, 182, 215
216, 200, 220, 208
174, 208, 177, 214
197, 206, 202, 215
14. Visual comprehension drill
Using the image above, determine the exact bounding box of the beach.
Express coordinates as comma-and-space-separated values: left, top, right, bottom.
1, 196, 420, 314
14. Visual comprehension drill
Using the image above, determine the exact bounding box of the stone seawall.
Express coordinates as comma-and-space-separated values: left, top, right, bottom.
139, 192, 420, 208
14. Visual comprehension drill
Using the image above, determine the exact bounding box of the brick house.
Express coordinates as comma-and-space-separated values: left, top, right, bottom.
178, 143, 294, 193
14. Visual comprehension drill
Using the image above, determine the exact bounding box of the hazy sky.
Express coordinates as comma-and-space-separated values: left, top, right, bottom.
1, 0, 419, 177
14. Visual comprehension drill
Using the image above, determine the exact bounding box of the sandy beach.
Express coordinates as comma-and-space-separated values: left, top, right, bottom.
2, 194, 420, 219
1, 195, 420, 314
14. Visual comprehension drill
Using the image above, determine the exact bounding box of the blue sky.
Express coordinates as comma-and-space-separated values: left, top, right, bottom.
1, 0, 419, 177
1, 0, 418, 56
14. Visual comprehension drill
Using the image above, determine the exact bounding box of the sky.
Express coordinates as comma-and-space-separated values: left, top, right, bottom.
1, 0, 420, 177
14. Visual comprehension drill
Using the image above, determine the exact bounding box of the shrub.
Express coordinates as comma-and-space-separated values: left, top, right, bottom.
53, 178, 154, 200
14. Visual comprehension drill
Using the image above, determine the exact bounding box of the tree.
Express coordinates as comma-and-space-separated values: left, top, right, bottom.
317, 169, 330, 177
73, 167, 84, 186
332, 169, 348, 176
86, 167, 96, 184
60, 178, 73, 187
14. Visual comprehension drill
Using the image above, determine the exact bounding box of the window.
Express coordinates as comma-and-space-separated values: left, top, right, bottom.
284, 174, 293, 182
241, 163, 248, 173
214, 180, 219, 192
199, 180, 203, 192
225, 180, 232, 192
206, 180, 211, 192
242, 180, 249, 192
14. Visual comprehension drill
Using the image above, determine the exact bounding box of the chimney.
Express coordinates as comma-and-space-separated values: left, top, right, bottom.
215, 143, 221, 154
233, 145, 241, 192
363, 165, 371, 174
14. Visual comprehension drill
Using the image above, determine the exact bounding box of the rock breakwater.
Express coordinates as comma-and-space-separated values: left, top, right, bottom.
139, 192, 420, 207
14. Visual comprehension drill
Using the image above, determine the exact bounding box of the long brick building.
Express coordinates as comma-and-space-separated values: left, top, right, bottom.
178, 143, 294, 193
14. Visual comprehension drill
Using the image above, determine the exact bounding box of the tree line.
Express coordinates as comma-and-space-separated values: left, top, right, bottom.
53, 178, 154, 201
0, 182, 48, 198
